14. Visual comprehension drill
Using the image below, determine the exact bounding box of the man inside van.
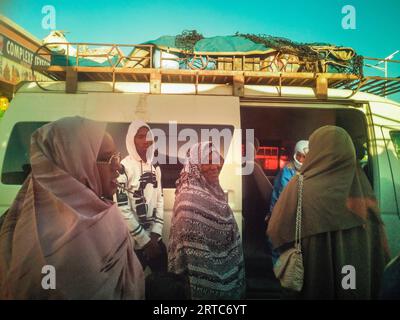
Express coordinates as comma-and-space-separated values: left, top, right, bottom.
116, 120, 167, 274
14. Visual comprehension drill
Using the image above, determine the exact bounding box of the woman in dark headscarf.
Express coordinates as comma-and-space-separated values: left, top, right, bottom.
0, 117, 144, 299
168, 142, 245, 300
267, 125, 390, 299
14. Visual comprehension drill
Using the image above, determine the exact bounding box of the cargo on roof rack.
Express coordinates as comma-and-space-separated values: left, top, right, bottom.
31, 42, 400, 99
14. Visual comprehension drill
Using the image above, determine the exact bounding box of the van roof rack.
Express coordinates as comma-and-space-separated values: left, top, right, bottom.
32, 42, 400, 99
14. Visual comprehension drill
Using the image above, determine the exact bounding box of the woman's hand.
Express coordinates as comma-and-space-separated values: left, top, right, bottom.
143, 233, 162, 260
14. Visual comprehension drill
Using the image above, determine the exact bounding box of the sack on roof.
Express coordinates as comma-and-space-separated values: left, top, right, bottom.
127, 34, 361, 74
44, 31, 123, 67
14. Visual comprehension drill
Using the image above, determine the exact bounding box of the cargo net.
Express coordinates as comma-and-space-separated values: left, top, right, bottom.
175, 30, 204, 53
127, 30, 364, 75
237, 33, 364, 76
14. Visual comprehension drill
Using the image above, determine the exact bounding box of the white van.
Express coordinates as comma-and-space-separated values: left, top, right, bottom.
1, 71, 400, 297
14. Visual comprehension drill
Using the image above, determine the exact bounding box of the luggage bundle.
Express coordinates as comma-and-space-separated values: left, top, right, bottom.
127, 31, 363, 76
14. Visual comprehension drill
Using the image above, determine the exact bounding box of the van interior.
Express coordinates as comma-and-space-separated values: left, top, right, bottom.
240, 106, 370, 298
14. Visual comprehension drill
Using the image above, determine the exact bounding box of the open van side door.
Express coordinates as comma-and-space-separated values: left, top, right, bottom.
381, 126, 400, 218
369, 101, 400, 256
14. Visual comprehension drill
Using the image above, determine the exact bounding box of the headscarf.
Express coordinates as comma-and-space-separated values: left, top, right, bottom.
125, 120, 155, 164
293, 140, 309, 171
267, 125, 383, 249
0, 116, 144, 299
175, 141, 226, 199
168, 142, 245, 300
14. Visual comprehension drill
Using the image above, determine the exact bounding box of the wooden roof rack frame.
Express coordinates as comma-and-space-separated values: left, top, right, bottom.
31, 42, 400, 99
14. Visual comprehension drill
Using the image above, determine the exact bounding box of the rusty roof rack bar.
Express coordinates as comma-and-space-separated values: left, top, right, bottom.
31, 42, 400, 98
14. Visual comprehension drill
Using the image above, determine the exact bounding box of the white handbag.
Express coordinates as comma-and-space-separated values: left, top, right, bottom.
273, 174, 304, 292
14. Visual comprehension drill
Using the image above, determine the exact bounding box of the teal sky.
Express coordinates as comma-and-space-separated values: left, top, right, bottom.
1, 0, 400, 99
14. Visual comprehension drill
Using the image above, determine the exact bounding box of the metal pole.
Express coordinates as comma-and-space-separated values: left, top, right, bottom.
385, 60, 388, 78
385, 60, 388, 97
365, 50, 399, 98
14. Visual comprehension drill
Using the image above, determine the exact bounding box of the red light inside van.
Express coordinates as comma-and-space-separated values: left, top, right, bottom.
256, 146, 279, 171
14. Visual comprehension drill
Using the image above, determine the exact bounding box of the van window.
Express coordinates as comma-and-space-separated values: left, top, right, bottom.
1, 121, 234, 188
390, 131, 400, 158
1, 122, 48, 185
107, 123, 235, 188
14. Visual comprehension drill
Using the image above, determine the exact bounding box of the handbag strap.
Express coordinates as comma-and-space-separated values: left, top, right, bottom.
295, 174, 304, 251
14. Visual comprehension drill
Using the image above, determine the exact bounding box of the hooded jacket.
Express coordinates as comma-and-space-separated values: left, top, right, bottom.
116, 120, 164, 249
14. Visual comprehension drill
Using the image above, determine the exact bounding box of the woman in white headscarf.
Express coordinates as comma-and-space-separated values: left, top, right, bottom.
0, 116, 144, 299
168, 142, 245, 300
269, 140, 309, 213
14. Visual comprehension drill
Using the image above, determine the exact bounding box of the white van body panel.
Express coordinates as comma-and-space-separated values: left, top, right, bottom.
1, 81, 399, 255
18, 81, 397, 103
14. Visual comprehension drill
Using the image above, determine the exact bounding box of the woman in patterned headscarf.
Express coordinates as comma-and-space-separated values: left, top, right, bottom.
168, 142, 245, 300
267, 125, 390, 299
0, 116, 144, 299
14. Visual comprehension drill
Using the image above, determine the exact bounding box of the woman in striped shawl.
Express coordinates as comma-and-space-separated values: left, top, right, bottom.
168, 142, 245, 300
